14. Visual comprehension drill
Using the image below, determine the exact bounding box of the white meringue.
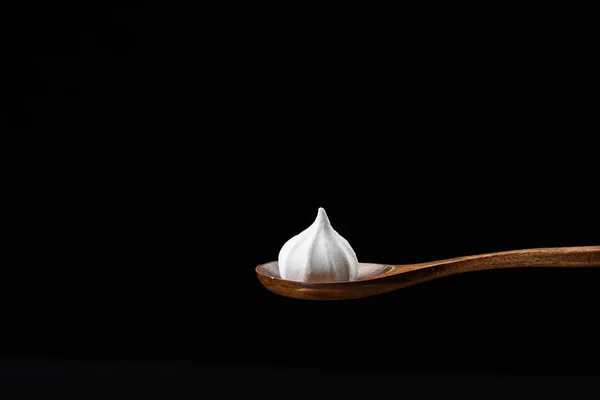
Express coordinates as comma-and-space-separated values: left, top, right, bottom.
278, 208, 359, 282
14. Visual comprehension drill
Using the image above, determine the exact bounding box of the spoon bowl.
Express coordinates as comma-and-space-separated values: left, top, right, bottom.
256, 246, 600, 300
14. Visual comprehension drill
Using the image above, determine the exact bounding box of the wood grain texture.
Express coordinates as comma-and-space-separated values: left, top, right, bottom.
256, 246, 600, 300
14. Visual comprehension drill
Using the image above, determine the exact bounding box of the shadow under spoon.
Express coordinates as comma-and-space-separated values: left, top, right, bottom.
255, 246, 600, 300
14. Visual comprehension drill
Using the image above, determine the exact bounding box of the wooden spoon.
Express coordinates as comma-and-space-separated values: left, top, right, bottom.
256, 246, 600, 300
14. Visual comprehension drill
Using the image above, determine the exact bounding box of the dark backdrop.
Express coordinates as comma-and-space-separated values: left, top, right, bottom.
4, 4, 598, 399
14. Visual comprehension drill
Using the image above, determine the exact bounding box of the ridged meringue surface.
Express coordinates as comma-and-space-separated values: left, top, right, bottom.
278, 208, 359, 282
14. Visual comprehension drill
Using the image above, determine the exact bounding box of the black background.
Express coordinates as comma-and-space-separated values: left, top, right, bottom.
4, 4, 599, 399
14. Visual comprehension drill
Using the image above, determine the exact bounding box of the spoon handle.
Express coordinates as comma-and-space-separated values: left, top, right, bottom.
411, 246, 600, 274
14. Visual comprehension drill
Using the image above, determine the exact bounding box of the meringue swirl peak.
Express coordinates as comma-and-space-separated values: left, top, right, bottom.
278, 207, 359, 283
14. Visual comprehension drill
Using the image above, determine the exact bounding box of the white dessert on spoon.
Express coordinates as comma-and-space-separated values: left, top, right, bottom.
278, 208, 359, 283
